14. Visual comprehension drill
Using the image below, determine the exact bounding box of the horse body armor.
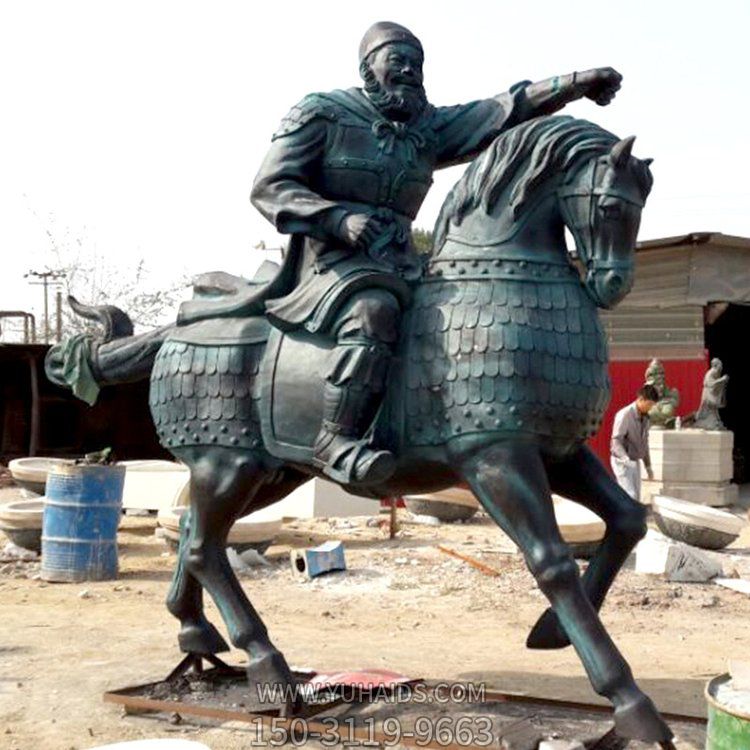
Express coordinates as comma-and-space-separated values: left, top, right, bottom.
150, 340, 265, 452
403, 251, 610, 450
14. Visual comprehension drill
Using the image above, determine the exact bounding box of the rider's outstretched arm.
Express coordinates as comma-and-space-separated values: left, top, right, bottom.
522, 67, 623, 116
432, 66, 620, 171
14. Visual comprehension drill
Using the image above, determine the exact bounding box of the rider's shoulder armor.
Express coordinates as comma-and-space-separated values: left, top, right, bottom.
272, 93, 342, 141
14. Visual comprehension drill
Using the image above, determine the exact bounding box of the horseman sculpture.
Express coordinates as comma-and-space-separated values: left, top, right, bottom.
46, 22, 673, 746
184, 21, 622, 486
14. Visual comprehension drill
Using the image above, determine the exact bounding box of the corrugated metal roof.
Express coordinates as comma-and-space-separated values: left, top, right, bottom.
625, 247, 692, 307
637, 232, 750, 252
601, 305, 704, 361
622, 232, 750, 306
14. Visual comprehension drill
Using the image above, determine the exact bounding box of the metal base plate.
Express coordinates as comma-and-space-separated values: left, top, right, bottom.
104, 658, 705, 749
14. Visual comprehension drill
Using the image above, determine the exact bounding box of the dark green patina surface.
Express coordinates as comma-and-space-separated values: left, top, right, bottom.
150, 340, 264, 451
403, 255, 609, 449
44, 31, 667, 739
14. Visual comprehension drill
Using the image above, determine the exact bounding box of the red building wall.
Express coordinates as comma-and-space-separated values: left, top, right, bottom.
588, 357, 707, 466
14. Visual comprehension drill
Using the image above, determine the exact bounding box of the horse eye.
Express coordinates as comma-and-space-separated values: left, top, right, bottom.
600, 204, 622, 219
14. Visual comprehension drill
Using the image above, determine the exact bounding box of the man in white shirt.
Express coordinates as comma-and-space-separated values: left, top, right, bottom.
610, 384, 659, 501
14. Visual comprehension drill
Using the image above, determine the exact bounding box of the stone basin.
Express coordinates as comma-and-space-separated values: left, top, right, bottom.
652, 494, 746, 550
120, 460, 190, 512
404, 488, 479, 522
157, 485, 282, 555
0, 498, 45, 552
8, 457, 73, 496
553, 496, 606, 559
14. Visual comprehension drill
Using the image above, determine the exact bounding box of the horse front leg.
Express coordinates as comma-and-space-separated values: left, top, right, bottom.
527, 445, 647, 650
462, 442, 672, 744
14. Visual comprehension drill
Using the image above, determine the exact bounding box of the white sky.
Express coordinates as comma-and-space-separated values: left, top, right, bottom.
1, 0, 749, 328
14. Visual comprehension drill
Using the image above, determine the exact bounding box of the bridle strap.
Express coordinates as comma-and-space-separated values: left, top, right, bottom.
558, 187, 645, 207
557, 159, 643, 269
586, 259, 633, 272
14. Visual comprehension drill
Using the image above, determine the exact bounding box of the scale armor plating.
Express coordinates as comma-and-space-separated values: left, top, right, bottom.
404, 258, 610, 447
149, 340, 264, 450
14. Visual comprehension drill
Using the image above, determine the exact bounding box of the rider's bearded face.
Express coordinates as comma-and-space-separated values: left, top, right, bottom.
361, 42, 427, 122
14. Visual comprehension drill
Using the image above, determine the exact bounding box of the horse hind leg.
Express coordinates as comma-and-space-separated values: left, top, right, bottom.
180, 447, 298, 701
165, 464, 308, 661
462, 443, 672, 744
527, 445, 647, 650
166, 505, 229, 656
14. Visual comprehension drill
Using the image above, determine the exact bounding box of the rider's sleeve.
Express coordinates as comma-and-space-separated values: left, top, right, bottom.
251, 103, 347, 241
432, 81, 532, 169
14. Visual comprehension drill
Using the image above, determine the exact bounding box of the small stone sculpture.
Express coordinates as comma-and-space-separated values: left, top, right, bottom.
693, 358, 729, 431
644, 358, 680, 428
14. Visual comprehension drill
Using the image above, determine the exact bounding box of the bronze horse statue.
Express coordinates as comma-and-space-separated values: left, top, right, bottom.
47, 116, 670, 744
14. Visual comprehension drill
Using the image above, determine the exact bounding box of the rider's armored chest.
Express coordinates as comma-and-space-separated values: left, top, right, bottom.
319, 117, 435, 220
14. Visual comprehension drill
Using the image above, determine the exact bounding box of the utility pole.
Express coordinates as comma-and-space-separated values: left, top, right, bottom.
56, 290, 63, 342
25, 269, 66, 344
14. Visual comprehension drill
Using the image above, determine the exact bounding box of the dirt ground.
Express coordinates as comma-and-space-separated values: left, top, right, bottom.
2, 485, 750, 750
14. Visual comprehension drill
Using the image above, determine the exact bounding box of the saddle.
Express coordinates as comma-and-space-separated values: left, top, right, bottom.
177, 259, 288, 324
170, 261, 402, 487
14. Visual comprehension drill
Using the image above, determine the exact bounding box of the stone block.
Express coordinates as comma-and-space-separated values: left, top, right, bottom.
635, 530, 723, 582
641, 479, 738, 507
648, 428, 733, 483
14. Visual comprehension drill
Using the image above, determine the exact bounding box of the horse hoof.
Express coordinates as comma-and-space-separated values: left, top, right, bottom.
614, 694, 673, 742
178, 620, 230, 655
246, 649, 302, 713
526, 608, 570, 650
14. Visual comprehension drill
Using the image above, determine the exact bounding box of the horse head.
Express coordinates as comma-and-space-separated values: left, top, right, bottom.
558, 134, 654, 309
433, 116, 654, 309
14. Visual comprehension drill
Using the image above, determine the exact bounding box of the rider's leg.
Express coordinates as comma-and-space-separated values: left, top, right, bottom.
312, 289, 400, 484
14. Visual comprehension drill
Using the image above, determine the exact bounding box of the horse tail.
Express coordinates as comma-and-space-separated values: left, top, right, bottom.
45, 296, 173, 405
67, 295, 135, 342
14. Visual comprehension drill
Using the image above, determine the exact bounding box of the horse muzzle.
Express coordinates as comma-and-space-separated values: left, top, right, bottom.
584, 264, 633, 309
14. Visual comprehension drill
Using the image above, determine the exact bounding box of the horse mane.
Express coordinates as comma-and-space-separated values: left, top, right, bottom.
433, 116, 623, 251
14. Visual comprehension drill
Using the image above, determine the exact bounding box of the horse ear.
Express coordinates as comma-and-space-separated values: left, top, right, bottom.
642, 157, 654, 167
608, 135, 636, 168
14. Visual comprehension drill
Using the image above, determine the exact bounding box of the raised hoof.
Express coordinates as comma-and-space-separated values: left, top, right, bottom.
178, 620, 230, 656
246, 649, 302, 715
614, 694, 673, 743
526, 608, 570, 650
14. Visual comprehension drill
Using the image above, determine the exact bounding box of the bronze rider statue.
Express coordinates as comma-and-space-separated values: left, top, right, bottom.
250, 21, 623, 485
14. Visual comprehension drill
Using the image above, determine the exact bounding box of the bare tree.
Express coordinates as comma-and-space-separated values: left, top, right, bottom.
55, 252, 189, 335
27, 210, 190, 336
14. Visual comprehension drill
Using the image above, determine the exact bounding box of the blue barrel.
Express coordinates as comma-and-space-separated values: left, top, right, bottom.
42, 464, 126, 582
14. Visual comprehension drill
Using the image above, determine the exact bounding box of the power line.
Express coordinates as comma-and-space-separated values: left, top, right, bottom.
24, 269, 66, 344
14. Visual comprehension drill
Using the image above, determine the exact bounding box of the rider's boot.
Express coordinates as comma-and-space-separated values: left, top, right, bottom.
312, 379, 395, 485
